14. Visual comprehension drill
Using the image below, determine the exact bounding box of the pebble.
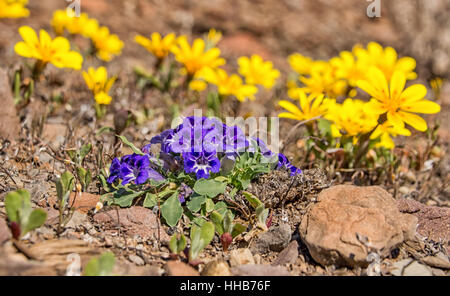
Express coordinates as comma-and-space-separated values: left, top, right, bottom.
129, 254, 145, 266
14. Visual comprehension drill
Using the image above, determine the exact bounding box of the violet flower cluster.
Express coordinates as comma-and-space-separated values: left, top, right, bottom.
107, 116, 301, 186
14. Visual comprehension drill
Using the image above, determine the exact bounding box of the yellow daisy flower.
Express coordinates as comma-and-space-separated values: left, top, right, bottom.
90, 25, 124, 62
278, 91, 331, 121
0, 0, 29, 18
14, 26, 83, 70
357, 67, 441, 131
82, 67, 116, 105
325, 99, 378, 138
198, 67, 258, 102
51, 10, 95, 37
238, 54, 280, 89
135, 32, 177, 60
171, 36, 225, 77
288, 53, 313, 76
353, 42, 417, 81
370, 122, 411, 149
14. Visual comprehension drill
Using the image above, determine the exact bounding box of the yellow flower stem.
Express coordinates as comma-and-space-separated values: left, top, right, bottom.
353, 123, 379, 168
32, 60, 47, 81
94, 102, 107, 119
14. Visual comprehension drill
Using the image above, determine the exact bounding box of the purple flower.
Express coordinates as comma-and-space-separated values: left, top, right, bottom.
249, 137, 275, 158
108, 154, 165, 185
107, 158, 121, 183
183, 150, 221, 179
277, 153, 302, 176
222, 125, 248, 158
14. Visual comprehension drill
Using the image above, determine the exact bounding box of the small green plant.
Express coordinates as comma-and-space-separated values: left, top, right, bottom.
169, 232, 187, 259
5, 189, 47, 240
243, 191, 270, 230
210, 210, 246, 251
188, 221, 215, 263
83, 252, 116, 276
55, 171, 75, 235
66, 143, 92, 192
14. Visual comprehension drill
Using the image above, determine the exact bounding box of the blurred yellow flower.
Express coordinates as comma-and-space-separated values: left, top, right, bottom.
135, 32, 177, 60
189, 80, 208, 92
278, 91, 331, 121
329, 51, 367, 87
353, 42, 417, 81
90, 25, 124, 62
82, 67, 116, 105
0, 0, 29, 18
357, 67, 441, 131
238, 55, 280, 89
288, 53, 313, 76
298, 61, 347, 98
206, 29, 222, 47
171, 36, 225, 77
198, 67, 258, 102
14, 26, 83, 70
325, 99, 378, 138
370, 122, 411, 149
51, 10, 96, 37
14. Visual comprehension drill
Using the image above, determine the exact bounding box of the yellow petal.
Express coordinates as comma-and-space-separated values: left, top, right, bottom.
401, 100, 441, 114
389, 71, 406, 101
18, 26, 38, 46
278, 112, 302, 121
279, 100, 302, 116
397, 111, 427, 131
399, 84, 427, 103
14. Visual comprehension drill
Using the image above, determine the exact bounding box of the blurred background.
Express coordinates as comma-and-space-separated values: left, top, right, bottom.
0, 0, 449, 133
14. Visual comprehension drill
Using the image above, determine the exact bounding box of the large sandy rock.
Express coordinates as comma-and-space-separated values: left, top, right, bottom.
299, 185, 418, 267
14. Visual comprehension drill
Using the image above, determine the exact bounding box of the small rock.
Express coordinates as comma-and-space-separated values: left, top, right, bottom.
250, 223, 291, 254
390, 259, 433, 276
272, 240, 299, 266
128, 254, 145, 266
421, 255, 450, 270
300, 185, 418, 267
0, 218, 11, 245
94, 206, 170, 242
165, 261, 199, 276
229, 248, 255, 267
231, 264, 291, 276
65, 212, 88, 229
88, 228, 97, 236
69, 192, 100, 214
201, 260, 232, 276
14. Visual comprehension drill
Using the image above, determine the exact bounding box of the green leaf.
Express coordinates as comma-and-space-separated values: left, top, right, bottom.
5, 189, 28, 223
214, 201, 228, 217
79, 144, 92, 163
223, 211, 233, 234
256, 205, 269, 225
242, 191, 263, 209
186, 195, 206, 213
192, 217, 207, 227
204, 199, 215, 213
318, 118, 332, 136
56, 171, 75, 206
24, 209, 47, 234
117, 135, 144, 155
189, 222, 215, 261
231, 223, 247, 238
143, 192, 157, 208
112, 190, 144, 207
210, 211, 224, 235
83, 252, 115, 276
193, 178, 227, 198
161, 193, 183, 227
169, 233, 187, 254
